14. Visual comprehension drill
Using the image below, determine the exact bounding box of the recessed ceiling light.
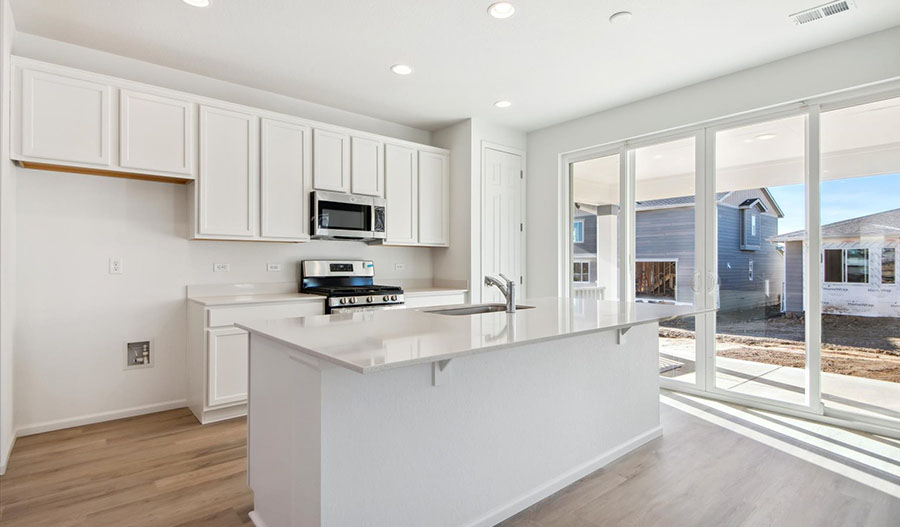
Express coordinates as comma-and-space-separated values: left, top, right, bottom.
488, 2, 516, 19
494, 100, 512, 108
756, 133, 777, 140
390, 64, 414, 75
609, 11, 632, 24
182, 0, 210, 7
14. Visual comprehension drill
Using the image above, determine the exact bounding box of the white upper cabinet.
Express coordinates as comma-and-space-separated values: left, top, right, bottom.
20, 68, 111, 167
260, 118, 311, 240
312, 128, 349, 192
384, 144, 418, 245
350, 136, 384, 197
119, 90, 195, 177
418, 151, 450, 246
197, 105, 259, 238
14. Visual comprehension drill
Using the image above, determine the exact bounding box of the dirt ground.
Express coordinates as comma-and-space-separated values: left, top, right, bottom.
659, 314, 900, 383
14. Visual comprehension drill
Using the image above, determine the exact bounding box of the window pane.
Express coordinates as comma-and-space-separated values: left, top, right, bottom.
715, 114, 806, 405
824, 249, 843, 283
883, 248, 896, 284
820, 97, 900, 423
572, 153, 620, 299
633, 137, 697, 385
845, 249, 869, 283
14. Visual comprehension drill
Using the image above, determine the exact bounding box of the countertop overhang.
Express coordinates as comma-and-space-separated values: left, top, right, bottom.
236, 298, 711, 374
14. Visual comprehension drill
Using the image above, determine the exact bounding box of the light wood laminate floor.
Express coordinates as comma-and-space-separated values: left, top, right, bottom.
1, 393, 898, 527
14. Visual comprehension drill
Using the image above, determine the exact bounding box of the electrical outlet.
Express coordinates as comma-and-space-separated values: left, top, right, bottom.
394, 263, 405, 271
213, 263, 230, 272
109, 257, 123, 274
266, 263, 282, 272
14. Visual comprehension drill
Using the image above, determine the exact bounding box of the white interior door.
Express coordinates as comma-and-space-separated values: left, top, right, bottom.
482, 146, 523, 303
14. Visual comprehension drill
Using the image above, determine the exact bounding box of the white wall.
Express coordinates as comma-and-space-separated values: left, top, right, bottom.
0, 0, 16, 475
10, 35, 436, 435
526, 27, 900, 297
433, 118, 527, 303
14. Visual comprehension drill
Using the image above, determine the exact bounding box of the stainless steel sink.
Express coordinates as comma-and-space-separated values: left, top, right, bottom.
426, 303, 535, 316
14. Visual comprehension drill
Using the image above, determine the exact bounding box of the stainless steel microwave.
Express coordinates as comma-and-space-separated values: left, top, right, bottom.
310, 191, 386, 241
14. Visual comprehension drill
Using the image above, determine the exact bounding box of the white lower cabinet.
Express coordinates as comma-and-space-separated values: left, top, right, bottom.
207, 327, 250, 407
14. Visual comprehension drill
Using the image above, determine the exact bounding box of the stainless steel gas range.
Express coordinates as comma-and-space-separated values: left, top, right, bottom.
300, 260, 404, 314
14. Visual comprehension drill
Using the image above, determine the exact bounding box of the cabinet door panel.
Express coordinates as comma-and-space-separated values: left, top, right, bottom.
312, 128, 349, 192
120, 90, 194, 176
385, 144, 418, 244
418, 151, 450, 245
350, 136, 384, 196
198, 105, 258, 237
261, 119, 310, 240
21, 69, 111, 166
207, 327, 249, 407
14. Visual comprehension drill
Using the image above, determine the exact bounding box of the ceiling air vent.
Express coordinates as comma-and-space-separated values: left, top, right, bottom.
790, 1, 855, 25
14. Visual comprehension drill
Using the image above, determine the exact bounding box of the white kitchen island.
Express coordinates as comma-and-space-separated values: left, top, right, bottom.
237, 298, 705, 527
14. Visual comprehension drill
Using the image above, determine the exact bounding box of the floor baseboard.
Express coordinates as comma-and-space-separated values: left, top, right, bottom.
465, 425, 664, 527
15, 399, 189, 437
0, 432, 17, 476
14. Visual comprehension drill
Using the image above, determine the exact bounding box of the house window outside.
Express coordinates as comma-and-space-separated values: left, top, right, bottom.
883, 248, 896, 284
573, 262, 590, 283
573, 220, 585, 243
750, 214, 757, 236
824, 248, 870, 284
635, 260, 677, 300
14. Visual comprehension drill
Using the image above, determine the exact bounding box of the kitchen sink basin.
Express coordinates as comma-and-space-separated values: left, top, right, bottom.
427, 303, 535, 316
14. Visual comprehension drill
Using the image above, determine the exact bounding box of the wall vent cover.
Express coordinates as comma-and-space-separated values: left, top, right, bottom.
790, 1, 855, 25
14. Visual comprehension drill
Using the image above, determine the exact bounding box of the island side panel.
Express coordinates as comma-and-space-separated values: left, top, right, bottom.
248, 333, 323, 527
317, 323, 661, 527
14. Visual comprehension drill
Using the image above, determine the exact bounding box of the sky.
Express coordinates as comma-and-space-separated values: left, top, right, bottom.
768, 173, 900, 235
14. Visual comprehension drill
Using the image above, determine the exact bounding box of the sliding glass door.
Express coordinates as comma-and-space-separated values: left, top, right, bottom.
818, 97, 900, 424
712, 114, 809, 407
564, 85, 900, 433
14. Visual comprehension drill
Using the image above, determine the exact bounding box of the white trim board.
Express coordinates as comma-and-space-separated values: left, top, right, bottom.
464, 425, 663, 527
0, 432, 16, 476
15, 399, 188, 437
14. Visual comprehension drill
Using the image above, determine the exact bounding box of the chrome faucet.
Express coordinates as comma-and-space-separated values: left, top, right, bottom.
484, 273, 517, 313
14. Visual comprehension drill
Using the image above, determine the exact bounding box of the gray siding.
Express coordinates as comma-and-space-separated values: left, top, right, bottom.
717, 206, 783, 312
635, 207, 696, 303
784, 241, 804, 313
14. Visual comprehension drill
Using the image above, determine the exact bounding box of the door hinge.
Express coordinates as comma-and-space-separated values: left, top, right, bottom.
520, 170, 524, 179
520, 276, 523, 285
519, 223, 523, 232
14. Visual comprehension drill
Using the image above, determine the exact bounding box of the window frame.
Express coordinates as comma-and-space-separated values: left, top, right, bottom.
573, 219, 585, 244
882, 247, 896, 284
823, 248, 871, 284
573, 261, 590, 283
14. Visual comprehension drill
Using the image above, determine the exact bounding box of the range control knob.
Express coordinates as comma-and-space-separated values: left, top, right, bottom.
366, 296, 373, 303
349, 297, 357, 304
339, 298, 347, 305
383, 295, 390, 302
391, 295, 398, 301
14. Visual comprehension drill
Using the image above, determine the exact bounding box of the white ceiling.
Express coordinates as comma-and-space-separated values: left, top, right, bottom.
9, 0, 900, 132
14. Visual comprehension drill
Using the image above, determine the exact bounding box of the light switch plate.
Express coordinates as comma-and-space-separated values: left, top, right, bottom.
213, 263, 230, 272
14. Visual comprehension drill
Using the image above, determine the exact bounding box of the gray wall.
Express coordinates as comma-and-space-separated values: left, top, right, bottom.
635, 207, 696, 303
634, 194, 784, 311
784, 241, 804, 313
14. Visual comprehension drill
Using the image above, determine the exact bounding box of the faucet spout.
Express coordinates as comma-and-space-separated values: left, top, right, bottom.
484, 274, 517, 313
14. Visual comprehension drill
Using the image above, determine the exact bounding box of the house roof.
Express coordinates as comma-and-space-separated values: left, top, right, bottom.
770, 208, 900, 242
635, 193, 728, 210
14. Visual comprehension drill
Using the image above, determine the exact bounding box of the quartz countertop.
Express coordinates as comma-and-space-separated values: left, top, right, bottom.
236, 298, 710, 374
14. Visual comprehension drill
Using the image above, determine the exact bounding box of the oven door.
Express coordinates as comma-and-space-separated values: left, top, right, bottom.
311, 191, 376, 239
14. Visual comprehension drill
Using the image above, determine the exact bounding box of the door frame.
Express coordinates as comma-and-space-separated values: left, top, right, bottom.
478, 141, 527, 304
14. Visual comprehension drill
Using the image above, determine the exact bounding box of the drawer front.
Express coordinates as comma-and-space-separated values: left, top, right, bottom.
207, 301, 325, 328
